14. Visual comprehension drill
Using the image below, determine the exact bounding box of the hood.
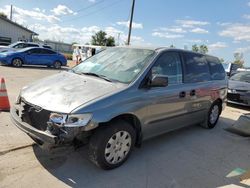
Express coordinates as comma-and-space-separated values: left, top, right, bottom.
228, 80, 250, 90
21, 71, 126, 113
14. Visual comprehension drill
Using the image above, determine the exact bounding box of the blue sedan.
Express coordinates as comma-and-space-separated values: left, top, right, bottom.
0, 47, 67, 69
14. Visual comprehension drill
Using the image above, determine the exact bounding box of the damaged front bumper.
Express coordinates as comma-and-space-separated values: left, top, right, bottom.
10, 104, 94, 149
11, 107, 58, 147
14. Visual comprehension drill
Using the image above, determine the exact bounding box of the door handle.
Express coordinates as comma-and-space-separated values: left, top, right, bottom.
190, 89, 196, 96
179, 91, 186, 98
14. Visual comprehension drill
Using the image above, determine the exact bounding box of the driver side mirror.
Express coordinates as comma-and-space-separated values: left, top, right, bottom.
27, 51, 32, 55
149, 75, 168, 87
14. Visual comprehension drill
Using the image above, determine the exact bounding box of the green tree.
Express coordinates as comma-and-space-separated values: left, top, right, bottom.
199, 45, 208, 54
234, 60, 244, 68
91, 31, 115, 46
192, 44, 208, 54
233, 52, 244, 68
0, 12, 7, 18
192, 44, 199, 52
106, 36, 115, 47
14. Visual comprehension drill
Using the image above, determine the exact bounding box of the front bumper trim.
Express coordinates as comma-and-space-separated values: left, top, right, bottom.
10, 107, 58, 145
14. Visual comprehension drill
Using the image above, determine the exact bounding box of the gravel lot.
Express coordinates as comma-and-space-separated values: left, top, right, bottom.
0, 64, 249, 188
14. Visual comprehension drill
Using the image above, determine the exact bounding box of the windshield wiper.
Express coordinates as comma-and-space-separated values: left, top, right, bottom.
81, 72, 112, 82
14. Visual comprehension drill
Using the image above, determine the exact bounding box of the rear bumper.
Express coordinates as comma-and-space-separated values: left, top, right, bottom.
10, 107, 58, 146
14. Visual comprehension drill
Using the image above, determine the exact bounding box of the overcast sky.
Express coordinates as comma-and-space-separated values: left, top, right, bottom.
0, 0, 250, 66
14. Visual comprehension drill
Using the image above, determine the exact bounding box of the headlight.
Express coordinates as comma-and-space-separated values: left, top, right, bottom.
49, 113, 92, 128
66, 114, 92, 127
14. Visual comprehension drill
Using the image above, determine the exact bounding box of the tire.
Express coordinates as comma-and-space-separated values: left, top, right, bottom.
12, 58, 23, 67
88, 120, 136, 170
53, 61, 61, 69
201, 101, 221, 129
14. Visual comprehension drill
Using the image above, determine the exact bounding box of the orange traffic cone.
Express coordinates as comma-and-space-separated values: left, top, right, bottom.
0, 78, 10, 112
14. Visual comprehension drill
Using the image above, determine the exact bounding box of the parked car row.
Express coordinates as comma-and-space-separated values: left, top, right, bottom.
0, 42, 67, 69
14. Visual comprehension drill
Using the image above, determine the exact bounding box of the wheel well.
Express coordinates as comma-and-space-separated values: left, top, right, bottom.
12, 57, 23, 63
54, 60, 62, 64
99, 114, 142, 147
214, 98, 223, 113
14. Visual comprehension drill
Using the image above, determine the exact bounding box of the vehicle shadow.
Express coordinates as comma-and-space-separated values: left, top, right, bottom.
1, 64, 70, 71
32, 116, 250, 188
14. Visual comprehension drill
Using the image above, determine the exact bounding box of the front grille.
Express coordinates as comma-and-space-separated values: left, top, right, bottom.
20, 100, 50, 131
227, 93, 244, 103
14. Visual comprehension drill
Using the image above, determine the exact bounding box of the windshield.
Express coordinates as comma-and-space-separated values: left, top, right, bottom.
8, 42, 19, 48
230, 71, 250, 83
72, 48, 155, 83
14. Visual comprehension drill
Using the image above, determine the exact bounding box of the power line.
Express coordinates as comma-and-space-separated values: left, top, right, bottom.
61, 0, 123, 24
75, 0, 105, 13
59, 0, 106, 18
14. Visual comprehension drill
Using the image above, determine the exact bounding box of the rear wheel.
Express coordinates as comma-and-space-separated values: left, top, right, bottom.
12, 58, 23, 67
53, 61, 61, 69
88, 120, 136, 170
201, 101, 221, 129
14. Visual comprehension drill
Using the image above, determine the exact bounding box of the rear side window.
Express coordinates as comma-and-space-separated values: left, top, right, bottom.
28, 48, 41, 54
183, 53, 210, 83
206, 56, 225, 80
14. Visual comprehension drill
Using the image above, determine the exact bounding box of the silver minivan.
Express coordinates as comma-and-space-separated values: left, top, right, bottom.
11, 47, 227, 169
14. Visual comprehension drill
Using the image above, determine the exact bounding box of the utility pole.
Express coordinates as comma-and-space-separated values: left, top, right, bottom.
117, 32, 120, 46
10, 5, 13, 20
127, 0, 135, 45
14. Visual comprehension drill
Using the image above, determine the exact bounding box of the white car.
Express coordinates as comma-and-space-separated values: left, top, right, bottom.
0, 42, 51, 52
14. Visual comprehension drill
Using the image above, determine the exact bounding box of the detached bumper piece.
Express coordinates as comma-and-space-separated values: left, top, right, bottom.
225, 113, 250, 137
11, 107, 58, 147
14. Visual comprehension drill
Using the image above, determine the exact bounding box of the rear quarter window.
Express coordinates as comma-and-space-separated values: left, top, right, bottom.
183, 52, 210, 83
206, 56, 226, 80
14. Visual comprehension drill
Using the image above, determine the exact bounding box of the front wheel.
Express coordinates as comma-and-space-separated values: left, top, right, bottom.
12, 58, 23, 67
88, 120, 136, 170
53, 61, 61, 69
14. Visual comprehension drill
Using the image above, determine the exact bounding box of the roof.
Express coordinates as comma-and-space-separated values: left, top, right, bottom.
113, 46, 219, 59
0, 16, 38, 35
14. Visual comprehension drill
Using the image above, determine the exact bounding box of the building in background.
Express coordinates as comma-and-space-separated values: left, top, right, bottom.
0, 15, 38, 45
44, 40, 73, 54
